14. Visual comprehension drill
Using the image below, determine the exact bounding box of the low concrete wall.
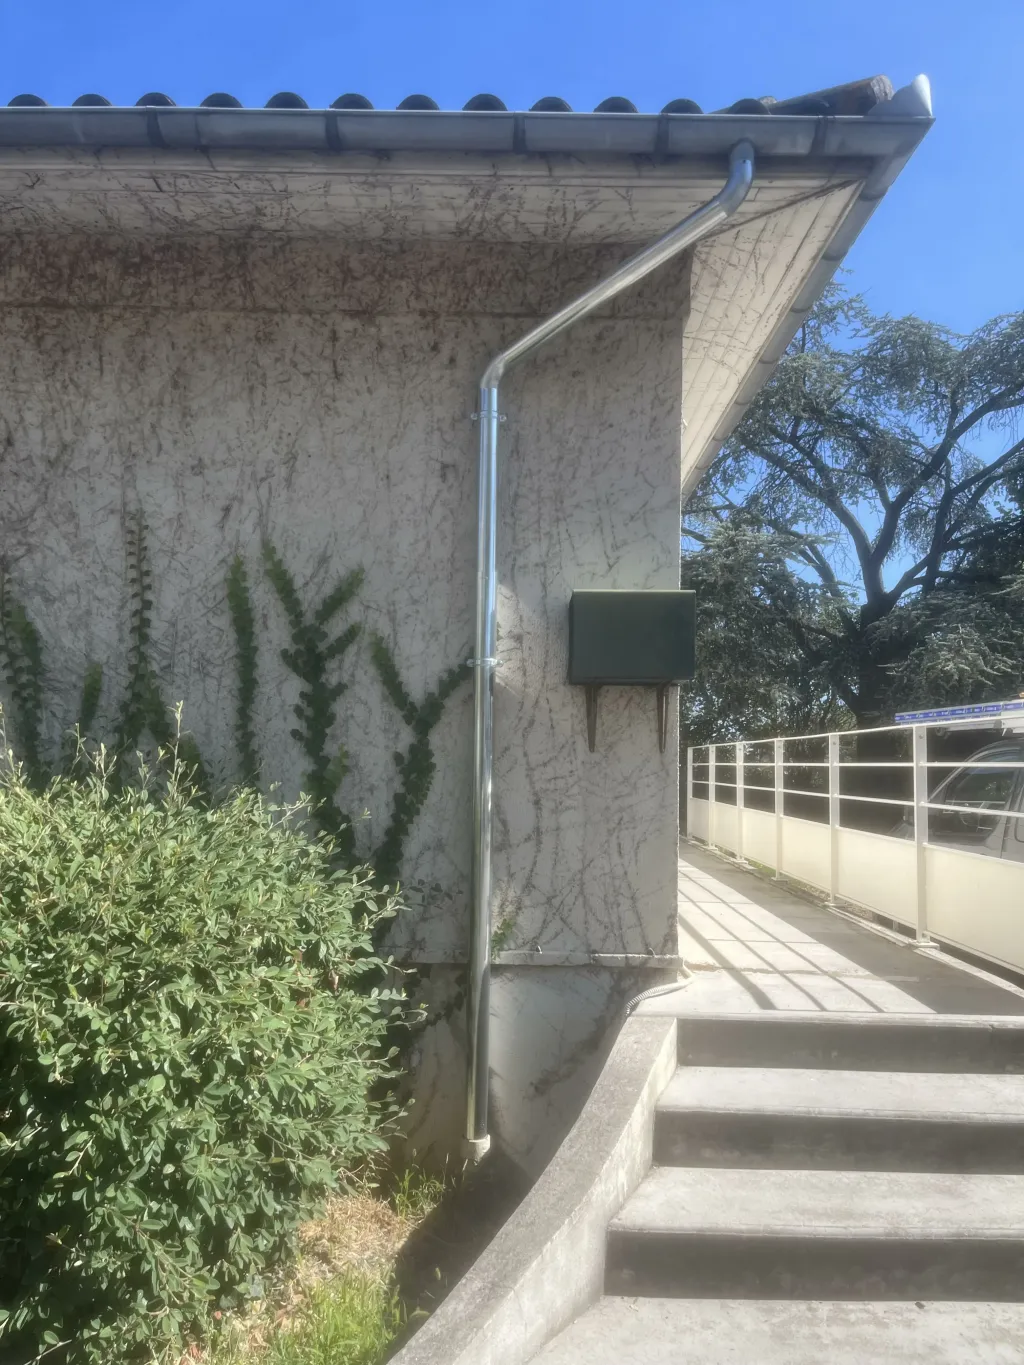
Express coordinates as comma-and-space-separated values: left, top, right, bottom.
393, 1012, 677, 1365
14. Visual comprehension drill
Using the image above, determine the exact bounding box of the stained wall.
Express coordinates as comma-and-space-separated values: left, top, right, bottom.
0, 232, 686, 1166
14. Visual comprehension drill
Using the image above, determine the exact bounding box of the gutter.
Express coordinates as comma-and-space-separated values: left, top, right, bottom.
464, 140, 756, 1161
0, 106, 927, 163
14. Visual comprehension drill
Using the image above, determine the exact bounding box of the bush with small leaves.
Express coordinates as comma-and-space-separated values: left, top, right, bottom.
0, 745, 404, 1364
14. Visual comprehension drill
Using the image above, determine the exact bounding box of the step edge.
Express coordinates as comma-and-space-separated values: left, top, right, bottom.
656, 1104, 1024, 1125
607, 1224, 1024, 1242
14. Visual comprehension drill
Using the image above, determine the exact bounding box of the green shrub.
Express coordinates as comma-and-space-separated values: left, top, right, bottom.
0, 747, 404, 1364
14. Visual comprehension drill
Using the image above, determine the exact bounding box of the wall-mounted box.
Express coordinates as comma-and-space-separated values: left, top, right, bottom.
568, 590, 696, 685
567, 590, 696, 750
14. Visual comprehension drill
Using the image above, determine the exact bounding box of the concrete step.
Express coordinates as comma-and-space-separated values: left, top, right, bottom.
654, 1066, 1024, 1171
605, 1167, 1024, 1299
677, 1012, 1024, 1073
534, 1297, 1024, 1364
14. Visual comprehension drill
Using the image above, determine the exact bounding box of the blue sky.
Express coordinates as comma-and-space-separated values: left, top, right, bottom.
3, 0, 1021, 332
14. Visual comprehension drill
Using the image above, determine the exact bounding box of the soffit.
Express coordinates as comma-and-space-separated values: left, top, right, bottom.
0, 147, 870, 243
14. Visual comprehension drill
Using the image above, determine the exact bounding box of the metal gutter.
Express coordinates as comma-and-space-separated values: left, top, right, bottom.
0, 106, 929, 163
463, 140, 756, 1161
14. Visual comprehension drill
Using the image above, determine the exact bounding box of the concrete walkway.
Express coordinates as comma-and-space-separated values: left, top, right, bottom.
665, 839, 1024, 1017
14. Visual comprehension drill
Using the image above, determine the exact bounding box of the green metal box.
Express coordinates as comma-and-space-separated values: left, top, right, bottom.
567, 590, 696, 686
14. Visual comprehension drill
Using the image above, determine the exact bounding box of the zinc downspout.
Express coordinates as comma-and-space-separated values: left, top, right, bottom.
464, 139, 755, 1160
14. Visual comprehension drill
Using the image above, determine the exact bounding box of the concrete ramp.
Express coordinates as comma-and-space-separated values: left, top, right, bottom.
395, 844, 1024, 1365
535, 844, 1024, 1363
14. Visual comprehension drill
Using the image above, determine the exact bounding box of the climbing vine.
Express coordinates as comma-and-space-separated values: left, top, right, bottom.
0, 566, 45, 787
0, 530, 467, 892
112, 515, 156, 763
60, 662, 104, 778
226, 553, 260, 785
0, 521, 208, 793
262, 542, 364, 861
369, 634, 467, 886
112, 517, 208, 794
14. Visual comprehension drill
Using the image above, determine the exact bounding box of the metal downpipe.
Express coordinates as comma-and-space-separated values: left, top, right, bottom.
464, 140, 755, 1160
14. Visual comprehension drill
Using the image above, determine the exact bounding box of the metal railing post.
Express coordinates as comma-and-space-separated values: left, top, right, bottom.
708, 744, 717, 851
736, 741, 745, 862
773, 737, 784, 878
685, 745, 694, 837
913, 723, 931, 943
828, 731, 840, 904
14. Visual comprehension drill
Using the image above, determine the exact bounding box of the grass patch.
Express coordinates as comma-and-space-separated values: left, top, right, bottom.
199, 1174, 447, 1365
208, 1275, 400, 1365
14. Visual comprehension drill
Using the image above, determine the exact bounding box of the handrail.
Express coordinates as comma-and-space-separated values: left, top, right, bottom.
688, 715, 1024, 954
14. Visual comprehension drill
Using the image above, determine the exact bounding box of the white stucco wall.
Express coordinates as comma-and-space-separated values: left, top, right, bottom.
0, 232, 685, 1167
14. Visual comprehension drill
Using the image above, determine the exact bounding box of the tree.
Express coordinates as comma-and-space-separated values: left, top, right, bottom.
682, 289, 1024, 737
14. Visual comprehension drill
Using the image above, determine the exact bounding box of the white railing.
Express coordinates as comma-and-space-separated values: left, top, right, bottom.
686, 714, 1024, 977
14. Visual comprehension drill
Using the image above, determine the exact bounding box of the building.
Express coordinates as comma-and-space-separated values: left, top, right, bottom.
0, 74, 932, 1171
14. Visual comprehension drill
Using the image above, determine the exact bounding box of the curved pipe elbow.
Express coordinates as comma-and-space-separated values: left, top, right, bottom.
478, 139, 755, 394
721, 139, 755, 214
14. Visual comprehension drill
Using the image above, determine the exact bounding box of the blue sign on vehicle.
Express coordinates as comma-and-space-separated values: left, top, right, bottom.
894, 699, 1024, 725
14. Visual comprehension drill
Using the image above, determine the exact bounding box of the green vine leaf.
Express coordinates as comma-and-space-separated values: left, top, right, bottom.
369, 635, 468, 890
61, 662, 104, 776
112, 517, 209, 797
262, 542, 362, 859
0, 567, 46, 787
226, 554, 260, 785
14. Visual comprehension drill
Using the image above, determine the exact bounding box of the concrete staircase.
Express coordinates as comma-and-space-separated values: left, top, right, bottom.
535, 1012, 1024, 1363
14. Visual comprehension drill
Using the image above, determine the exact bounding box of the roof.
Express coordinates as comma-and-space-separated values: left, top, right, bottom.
0, 74, 932, 156
0, 72, 934, 496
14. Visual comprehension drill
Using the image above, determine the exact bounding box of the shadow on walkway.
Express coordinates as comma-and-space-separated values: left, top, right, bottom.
673, 840, 1024, 1017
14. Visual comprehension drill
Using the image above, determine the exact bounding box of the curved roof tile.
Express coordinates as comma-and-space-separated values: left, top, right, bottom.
265, 91, 308, 109
1, 75, 917, 122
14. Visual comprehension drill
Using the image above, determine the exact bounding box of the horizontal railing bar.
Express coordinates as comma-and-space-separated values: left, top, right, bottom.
925, 761, 1024, 770
710, 758, 1024, 772
922, 801, 1024, 819
836, 761, 912, 768
689, 713, 1018, 756
705, 794, 1024, 822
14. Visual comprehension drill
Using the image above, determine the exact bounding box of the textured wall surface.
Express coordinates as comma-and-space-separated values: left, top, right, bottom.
0, 231, 686, 1164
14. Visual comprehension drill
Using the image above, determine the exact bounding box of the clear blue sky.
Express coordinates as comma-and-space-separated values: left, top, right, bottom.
3, 0, 1021, 332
